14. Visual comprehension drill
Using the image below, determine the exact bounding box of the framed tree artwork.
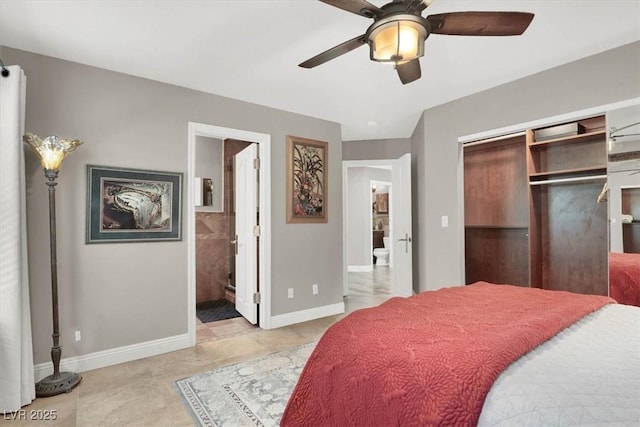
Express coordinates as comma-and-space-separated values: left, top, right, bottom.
286, 135, 328, 223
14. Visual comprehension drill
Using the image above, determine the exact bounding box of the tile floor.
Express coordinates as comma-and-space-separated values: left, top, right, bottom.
1, 269, 392, 426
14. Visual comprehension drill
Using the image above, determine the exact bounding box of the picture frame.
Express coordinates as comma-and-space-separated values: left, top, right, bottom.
286, 135, 328, 223
86, 165, 183, 243
376, 193, 389, 214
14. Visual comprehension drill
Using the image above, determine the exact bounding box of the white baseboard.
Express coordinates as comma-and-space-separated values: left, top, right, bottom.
348, 265, 373, 272
34, 333, 191, 381
269, 302, 344, 329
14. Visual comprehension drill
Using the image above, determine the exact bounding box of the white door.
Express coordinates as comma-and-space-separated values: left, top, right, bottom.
234, 144, 258, 324
392, 153, 413, 297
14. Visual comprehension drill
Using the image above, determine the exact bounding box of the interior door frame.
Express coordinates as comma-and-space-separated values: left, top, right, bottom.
342, 159, 397, 296
187, 122, 272, 345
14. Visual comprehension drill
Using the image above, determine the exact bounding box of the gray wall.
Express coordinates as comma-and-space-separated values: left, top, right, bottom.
412, 41, 640, 292
346, 167, 391, 267
1, 46, 343, 364
342, 138, 410, 160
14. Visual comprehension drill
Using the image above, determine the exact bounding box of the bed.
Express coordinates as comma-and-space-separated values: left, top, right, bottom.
610, 252, 640, 307
281, 282, 640, 426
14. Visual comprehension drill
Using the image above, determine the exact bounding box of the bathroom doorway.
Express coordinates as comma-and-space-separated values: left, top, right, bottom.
187, 123, 272, 346
193, 139, 253, 325
371, 179, 392, 267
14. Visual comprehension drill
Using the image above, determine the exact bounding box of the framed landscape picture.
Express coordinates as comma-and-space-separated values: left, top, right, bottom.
286, 136, 328, 223
86, 165, 183, 243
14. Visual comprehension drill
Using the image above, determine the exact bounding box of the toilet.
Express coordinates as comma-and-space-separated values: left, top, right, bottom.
373, 237, 390, 266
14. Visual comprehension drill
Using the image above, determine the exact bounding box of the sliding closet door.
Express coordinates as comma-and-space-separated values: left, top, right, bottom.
463, 135, 529, 286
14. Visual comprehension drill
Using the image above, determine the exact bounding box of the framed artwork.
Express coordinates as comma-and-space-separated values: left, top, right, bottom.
376, 193, 389, 214
286, 135, 328, 223
86, 165, 183, 243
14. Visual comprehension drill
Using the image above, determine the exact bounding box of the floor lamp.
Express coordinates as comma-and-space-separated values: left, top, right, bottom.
23, 132, 83, 397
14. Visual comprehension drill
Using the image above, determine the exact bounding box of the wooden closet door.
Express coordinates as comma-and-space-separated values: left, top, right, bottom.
464, 135, 529, 286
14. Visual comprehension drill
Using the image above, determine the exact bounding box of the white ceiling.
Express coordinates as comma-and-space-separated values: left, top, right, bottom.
1, 0, 639, 141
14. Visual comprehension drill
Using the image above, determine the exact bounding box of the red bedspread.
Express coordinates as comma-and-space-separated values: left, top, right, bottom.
281, 282, 613, 427
610, 252, 640, 307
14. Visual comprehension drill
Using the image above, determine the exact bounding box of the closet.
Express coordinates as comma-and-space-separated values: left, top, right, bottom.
464, 115, 608, 296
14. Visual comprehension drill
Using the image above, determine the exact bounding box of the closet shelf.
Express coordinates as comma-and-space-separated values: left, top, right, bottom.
529, 129, 606, 148
529, 165, 607, 180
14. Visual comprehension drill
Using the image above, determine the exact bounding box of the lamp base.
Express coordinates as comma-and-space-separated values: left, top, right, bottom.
35, 371, 82, 398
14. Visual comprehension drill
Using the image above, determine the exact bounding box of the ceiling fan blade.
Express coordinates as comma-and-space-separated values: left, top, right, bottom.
299, 34, 367, 68
403, 0, 433, 14
427, 12, 534, 36
319, 0, 383, 18
396, 59, 421, 85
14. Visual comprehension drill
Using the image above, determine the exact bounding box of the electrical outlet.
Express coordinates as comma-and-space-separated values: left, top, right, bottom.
75, 331, 81, 342
441, 215, 449, 228
312, 284, 319, 295
288, 288, 294, 299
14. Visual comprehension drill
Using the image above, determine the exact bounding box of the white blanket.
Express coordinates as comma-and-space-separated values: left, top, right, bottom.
479, 304, 640, 426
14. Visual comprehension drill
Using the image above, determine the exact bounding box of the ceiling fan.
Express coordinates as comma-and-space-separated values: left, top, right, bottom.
299, 0, 534, 84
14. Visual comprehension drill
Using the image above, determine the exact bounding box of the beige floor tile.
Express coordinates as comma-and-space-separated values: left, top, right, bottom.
78, 358, 153, 397
0, 390, 78, 426
76, 379, 165, 426
2, 270, 390, 427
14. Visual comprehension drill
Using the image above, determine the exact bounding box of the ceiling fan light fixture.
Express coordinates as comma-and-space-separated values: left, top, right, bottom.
367, 15, 427, 63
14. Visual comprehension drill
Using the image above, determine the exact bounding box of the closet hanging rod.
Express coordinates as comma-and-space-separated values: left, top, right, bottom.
529, 175, 607, 186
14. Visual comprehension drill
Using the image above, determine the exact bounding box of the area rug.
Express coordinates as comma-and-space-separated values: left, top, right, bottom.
196, 299, 242, 323
175, 342, 316, 427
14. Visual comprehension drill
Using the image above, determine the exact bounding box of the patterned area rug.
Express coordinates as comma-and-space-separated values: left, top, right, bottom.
175, 342, 316, 426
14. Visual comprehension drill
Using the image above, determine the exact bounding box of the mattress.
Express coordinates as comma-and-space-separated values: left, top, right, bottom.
479, 304, 640, 426
281, 283, 622, 426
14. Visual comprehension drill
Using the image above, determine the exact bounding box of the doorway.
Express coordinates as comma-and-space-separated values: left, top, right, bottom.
193, 139, 253, 327
371, 179, 392, 266
187, 123, 272, 346
342, 154, 413, 299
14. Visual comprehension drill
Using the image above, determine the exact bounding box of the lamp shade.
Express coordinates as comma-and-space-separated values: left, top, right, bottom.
23, 132, 83, 171
368, 16, 427, 63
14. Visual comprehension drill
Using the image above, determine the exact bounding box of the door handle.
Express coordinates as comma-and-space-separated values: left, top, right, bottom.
231, 235, 238, 255
398, 233, 412, 253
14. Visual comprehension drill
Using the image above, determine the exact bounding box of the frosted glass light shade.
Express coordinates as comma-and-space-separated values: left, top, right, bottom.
369, 19, 426, 63
23, 132, 83, 171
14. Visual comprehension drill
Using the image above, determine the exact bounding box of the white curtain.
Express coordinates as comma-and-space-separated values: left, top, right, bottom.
0, 65, 35, 412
